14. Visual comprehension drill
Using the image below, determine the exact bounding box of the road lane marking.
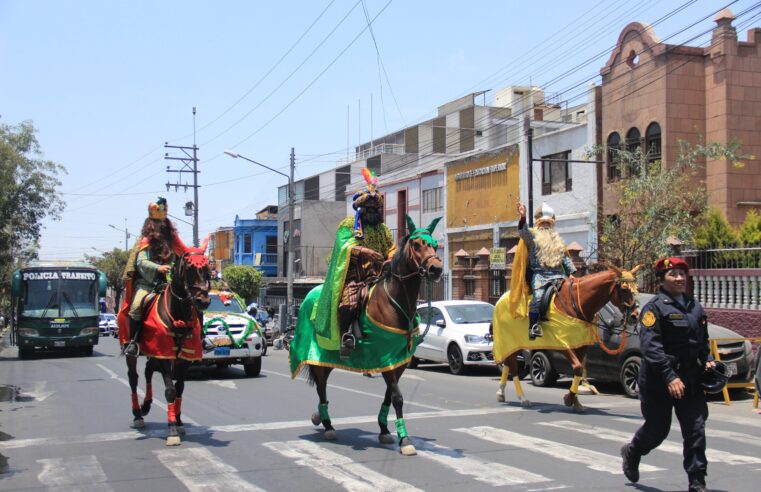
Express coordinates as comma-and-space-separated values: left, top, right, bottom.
97, 363, 198, 425
541, 420, 761, 466
613, 417, 761, 448
264, 440, 423, 491
454, 426, 664, 475
37, 455, 113, 491
359, 434, 555, 487
202, 380, 237, 389
20, 381, 55, 402
262, 369, 445, 410
0, 406, 519, 450
154, 447, 263, 492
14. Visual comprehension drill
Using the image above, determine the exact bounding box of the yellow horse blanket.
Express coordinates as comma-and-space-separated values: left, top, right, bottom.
492, 289, 596, 363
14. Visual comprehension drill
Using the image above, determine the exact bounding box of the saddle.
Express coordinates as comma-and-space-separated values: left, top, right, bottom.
538, 278, 565, 321
339, 246, 385, 332
138, 283, 166, 322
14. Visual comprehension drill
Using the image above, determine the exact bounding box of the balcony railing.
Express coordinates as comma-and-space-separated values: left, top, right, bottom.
691, 269, 761, 310
337, 143, 406, 166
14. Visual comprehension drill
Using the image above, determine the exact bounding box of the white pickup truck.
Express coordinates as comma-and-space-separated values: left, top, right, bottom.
200, 291, 264, 376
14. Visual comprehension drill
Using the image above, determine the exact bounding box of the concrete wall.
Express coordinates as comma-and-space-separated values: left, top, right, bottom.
278, 200, 346, 278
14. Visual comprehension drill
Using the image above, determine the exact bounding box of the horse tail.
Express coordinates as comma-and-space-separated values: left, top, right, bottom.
299, 364, 317, 386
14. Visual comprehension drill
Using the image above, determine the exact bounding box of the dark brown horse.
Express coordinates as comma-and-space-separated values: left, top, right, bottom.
121, 249, 211, 445
300, 222, 443, 456
494, 266, 641, 412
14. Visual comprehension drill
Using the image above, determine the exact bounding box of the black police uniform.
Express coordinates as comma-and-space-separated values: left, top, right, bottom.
631, 288, 712, 483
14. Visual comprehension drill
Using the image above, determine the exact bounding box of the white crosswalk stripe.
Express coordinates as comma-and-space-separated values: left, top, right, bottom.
454, 426, 664, 475
263, 440, 423, 491
37, 455, 113, 491
359, 433, 556, 488
614, 417, 761, 448
154, 447, 264, 492
540, 420, 761, 466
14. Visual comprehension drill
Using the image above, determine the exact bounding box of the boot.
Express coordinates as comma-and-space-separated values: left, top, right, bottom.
528, 312, 542, 340
122, 318, 142, 357
340, 332, 355, 360
620, 443, 640, 483
688, 474, 707, 492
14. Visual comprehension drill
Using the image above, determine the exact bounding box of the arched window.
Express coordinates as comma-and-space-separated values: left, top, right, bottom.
607, 132, 621, 182
626, 127, 641, 176
645, 122, 662, 164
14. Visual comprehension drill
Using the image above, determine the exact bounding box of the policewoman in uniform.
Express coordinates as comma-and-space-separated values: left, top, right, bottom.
620, 257, 715, 492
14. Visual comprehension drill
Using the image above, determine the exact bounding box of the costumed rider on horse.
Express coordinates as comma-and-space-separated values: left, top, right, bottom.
121, 197, 196, 357
516, 201, 577, 340
320, 168, 396, 359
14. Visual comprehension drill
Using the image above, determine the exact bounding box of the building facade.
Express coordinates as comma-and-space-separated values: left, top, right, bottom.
601, 11, 761, 225
233, 214, 278, 277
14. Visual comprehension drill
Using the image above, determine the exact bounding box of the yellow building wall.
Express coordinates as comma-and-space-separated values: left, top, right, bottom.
446, 145, 520, 230
214, 230, 233, 261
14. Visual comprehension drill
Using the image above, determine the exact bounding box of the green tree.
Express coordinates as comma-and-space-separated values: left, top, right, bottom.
692, 208, 738, 249
0, 121, 66, 305
222, 265, 263, 303
593, 138, 749, 284
738, 209, 761, 246
85, 248, 130, 309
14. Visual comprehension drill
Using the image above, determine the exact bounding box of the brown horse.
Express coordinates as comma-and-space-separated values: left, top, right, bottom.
119, 249, 211, 445
296, 220, 443, 456
494, 266, 641, 412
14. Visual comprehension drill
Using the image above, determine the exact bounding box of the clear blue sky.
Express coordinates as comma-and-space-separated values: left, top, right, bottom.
2, 0, 757, 259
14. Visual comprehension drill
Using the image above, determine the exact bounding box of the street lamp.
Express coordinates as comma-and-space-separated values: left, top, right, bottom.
224, 149, 296, 330
108, 219, 131, 250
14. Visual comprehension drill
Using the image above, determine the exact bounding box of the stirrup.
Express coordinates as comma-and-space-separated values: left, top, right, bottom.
340, 333, 355, 360
528, 323, 543, 340
122, 341, 140, 357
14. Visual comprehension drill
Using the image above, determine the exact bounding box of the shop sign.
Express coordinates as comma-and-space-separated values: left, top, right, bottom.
489, 247, 506, 270
454, 162, 507, 181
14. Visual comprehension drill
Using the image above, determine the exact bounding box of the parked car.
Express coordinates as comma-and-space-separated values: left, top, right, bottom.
414, 300, 495, 375
98, 313, 117, 336
528, 293, 756, 397
200, 291, 265, 376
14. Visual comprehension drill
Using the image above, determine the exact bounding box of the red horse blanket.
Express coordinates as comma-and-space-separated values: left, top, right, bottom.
117, 282, 202, 361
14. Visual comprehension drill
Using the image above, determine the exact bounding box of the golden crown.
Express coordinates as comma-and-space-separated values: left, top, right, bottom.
148, 197, 168, 220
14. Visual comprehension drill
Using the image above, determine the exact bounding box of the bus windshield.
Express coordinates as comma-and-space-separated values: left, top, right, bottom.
21, 278, 99, 318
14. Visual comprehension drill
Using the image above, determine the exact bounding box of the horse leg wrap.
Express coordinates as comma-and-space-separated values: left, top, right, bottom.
318, 402, 330, 423
378, 404, 390, 427
513, 376, 524, 398
500, 366, 509, 385
145, 383, 153, 401
167, 402, 177, 424
570, 375, 581, 394
395, 418, 408, 444
131, 393, 140, 410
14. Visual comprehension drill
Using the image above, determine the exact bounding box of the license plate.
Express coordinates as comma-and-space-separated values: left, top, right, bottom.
725, 362, 737, 377
214, 347, 231, 356
54, 341, 65, 347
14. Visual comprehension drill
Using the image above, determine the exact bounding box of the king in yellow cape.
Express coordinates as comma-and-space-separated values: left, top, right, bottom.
492, 239, 595, 363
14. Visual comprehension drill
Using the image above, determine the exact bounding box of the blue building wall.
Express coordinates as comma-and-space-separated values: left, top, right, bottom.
233, 215, 278, 277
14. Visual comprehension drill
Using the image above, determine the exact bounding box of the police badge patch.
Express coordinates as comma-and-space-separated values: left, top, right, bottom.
641, 310, 656, 328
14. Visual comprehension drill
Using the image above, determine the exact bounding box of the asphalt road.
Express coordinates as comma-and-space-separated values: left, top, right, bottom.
1, 333, 759, 491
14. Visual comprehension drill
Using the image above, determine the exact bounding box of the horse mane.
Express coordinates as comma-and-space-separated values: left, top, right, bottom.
385, 234, 411, 278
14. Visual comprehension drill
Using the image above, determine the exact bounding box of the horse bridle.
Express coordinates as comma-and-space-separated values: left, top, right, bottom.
388, 240, 441, 281
169, 252, 210, 305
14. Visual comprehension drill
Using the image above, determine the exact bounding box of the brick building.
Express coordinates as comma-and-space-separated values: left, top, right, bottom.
600, 10, 761, 225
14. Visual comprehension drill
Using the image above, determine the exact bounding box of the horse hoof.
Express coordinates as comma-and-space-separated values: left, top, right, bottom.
379, 433, 395, 445
563, 393, 575, 407
132, 419, 145, 429
520, 399, 532, 408
311, 412, 321, 426
572, 403, 585, 413
166, 435, 181, 446
496, 391, 505, 403
176, 425, 186, 435
324, 429, 337, 440
399, 444, 417, 456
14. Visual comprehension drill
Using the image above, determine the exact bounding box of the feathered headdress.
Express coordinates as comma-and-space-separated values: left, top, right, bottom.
148, 196, 168, 220
351, 168, 384, 239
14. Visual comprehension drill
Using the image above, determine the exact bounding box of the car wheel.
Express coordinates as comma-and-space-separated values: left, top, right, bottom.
261, 339, 268, 356
620, 355, 641, 398
244, 357, 262, 377
408, 356, 419, 369
530, 351, 558, 387
18, 346, 34, 360
82, 346, 94, 357
447, 345, 466, 375
215, 362, 229, 369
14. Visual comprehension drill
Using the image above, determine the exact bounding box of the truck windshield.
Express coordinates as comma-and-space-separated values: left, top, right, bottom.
207, 295, 244, 313
21, 278, 99, 318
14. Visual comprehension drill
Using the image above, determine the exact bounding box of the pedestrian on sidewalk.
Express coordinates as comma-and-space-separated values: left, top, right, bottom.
620, 257, 715, 492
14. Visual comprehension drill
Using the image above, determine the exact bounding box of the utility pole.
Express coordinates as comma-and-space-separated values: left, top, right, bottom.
287, 147, 296, 328
165, 108, 200, 246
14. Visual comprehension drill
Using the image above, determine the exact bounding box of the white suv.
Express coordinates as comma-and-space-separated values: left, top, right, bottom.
413, 300, 495, 375
201, 291, 264, 376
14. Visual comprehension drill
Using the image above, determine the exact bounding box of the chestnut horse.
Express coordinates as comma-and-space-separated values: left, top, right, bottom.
119, 249, 211, 445
494, 266, 641, 412
293, 221, 443, 456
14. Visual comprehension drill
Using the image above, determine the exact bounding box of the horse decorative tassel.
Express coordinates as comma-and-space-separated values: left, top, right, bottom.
492, 265, 641, 412
289, 215, 443, 455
